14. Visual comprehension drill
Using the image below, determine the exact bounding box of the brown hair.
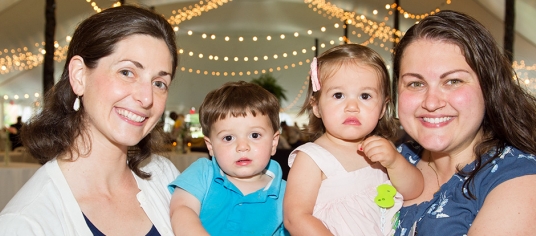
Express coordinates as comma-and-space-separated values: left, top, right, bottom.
392, 10, 536, 198
300, 44, 397, 141
199, 81, 280, 136
21, 5, 178, 179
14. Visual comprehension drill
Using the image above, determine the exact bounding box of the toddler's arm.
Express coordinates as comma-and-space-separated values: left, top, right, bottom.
284, 152, 334, 236
360, 136, 424, 200
170, 188, 209, 236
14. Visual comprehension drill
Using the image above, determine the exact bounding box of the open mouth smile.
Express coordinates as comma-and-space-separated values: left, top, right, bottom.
116, 108, 147, 123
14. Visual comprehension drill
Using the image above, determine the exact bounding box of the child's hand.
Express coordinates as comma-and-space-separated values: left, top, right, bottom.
358, 136, 402, 169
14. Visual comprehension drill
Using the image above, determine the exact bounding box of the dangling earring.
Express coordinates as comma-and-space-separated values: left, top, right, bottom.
73, 96, 80, 111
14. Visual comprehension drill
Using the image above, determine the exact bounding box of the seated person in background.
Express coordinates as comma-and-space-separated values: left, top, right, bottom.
168, 81, 288, 235
8, 116, 23, 150
280, 121, 303, 149
277, 134, 292, 149
170, 112, 186, 139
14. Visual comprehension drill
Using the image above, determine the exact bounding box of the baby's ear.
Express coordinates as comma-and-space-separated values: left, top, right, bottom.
379, 98, 389, 120
204, 136, 215, 156
271, 131, 280, 156
309, 96, 322, 118
312, 98, 321, 118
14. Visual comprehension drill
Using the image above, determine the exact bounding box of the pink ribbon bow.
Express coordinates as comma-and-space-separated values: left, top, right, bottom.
310, 57, 321, 92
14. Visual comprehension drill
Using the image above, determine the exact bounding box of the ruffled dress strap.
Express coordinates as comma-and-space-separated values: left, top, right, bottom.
288, 142, 345, 178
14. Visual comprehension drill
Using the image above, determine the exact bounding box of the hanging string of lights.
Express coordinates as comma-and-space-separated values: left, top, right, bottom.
179, 58, 311, 76
169, 0, 232, 25
175, 27, 381, 65
0, 0, 454, 75
0, 18, 385, 75
84, 0, 121, 13
0, 44, 68, 75
386, 0, 452, 20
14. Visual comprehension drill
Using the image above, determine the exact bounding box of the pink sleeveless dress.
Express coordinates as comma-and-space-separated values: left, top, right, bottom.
288, 143, 403, 236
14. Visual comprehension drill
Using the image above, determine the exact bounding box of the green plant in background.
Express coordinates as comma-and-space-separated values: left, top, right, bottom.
251, 73, 287, 103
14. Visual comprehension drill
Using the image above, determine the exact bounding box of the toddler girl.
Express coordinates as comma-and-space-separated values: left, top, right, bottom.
283, 44, 423, 236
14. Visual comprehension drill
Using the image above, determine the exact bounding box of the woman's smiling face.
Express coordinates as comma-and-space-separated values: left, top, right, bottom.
76, 34, 173, 148
397, 39, 485, 155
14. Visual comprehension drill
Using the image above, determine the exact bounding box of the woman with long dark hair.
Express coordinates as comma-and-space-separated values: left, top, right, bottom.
0, 5, 179, 235
393, 10, 536, 235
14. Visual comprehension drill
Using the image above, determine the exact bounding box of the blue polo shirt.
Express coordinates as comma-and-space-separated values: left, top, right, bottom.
168, 157, 288, 236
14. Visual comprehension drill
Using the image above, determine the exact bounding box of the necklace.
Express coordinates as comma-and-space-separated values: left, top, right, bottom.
427, 156, 441, 192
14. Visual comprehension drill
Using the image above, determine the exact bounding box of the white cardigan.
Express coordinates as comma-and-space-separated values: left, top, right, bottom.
0, 155, 179, 236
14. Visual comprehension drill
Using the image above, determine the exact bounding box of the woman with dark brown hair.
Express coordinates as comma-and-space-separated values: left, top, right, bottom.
393, 10, 536, 235
0, 5, 179, 235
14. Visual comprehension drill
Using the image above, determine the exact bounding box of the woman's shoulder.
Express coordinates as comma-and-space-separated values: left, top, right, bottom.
1, 162, 59, 212
467, 146, 536, 199
494, 146, 535, 161
0, 161, 83, 235
479, 146, 536, 176
142, 154, 169, 167
141, 154, 180, 177
0, 213, 48, 235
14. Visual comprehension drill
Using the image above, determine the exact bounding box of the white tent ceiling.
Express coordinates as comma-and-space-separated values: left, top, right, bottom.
1, 0, 536, 115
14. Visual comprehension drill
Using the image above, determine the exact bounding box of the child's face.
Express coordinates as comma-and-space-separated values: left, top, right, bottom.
313, 63, 386, 142
204, 113, 279, 180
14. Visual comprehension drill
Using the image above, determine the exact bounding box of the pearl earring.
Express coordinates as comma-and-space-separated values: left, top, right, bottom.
73, 96, 80, 111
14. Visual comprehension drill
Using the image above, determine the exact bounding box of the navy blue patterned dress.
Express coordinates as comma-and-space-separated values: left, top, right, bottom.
395, 142, 536, 236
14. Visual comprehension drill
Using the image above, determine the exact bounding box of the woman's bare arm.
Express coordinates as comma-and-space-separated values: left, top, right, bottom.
468, 175, 536, 235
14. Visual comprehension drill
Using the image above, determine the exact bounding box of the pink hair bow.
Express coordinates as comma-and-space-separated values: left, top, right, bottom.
310, 57, 321, 92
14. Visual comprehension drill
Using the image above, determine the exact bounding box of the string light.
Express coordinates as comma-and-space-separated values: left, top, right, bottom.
385, 0, 452, 20
176, 56, 313, 111
177, 25, 387, 65
513, 60, 536, 92
179, 58, 311, 78
281, 76, 310, 112
305, 0, 400, 48
84, 0, 122, 13
169, 0, 232, 25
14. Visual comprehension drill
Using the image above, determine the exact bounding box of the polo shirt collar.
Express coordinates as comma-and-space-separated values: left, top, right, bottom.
211, 157, 282, 198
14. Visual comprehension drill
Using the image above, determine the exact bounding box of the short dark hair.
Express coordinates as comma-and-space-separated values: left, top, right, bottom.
199, 81, 280, 136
